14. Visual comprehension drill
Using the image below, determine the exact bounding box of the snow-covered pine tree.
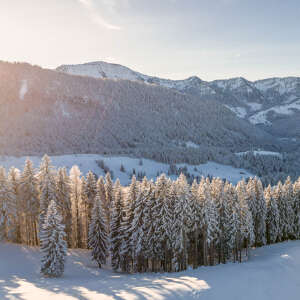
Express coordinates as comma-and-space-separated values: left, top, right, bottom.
19, 159, 39, 245
189, 180, 201, 268
7, 167, 20, 242
69, 165, 82, 248
175, 174, 192, 270
0, 167, 17, 242
80, 177, 88, 249
80, 172, 97, 249
282, 176, 295, 239
153, 174, 172, 271
56, 167, 72, 247
143, 181, 157, 272
198, 178, 219, 266
88, 188, 108, 268
216, 180, 232, 264
119, 194, 131, 273
206, 189, 220, 266
110, 179, 123, 271
0, 168, 18, 242
293, 177, 300, 239
104, 172, 113, 233
247, 177, 266, 246
130, 183, 150, 272
120, 175, 139, 272
169, 182, 184, 271
236, 180, 254, 260
38, 155, 57, 233
40, 200, 67, 278
84, 171, 97, 228
210, 178, 224, 264
265, 185, 279, 244
224, 182, 240, 262
0, 167, 7, 241
272, 181, 285, 241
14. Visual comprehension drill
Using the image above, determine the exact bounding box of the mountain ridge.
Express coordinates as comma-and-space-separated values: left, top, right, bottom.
57, 61, 300, 136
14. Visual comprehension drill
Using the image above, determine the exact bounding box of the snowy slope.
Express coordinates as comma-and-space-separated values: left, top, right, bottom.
1, 241, 300, 300
56, 62, 216, 95
19, 79, 28, 100
249, 100, 300, 125
0, 154, 253, 185
236, 150, 283, 159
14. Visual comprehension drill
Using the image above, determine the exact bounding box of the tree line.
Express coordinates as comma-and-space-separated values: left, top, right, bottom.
0, 155, 300, 276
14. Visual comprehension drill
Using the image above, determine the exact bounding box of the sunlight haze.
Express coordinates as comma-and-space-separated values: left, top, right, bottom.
0, 0, 299, 80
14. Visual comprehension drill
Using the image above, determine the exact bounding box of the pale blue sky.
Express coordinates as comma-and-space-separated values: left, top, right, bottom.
0, 0, 299, 80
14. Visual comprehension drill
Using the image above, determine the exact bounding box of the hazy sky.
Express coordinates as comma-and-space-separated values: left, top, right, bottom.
0, 0, 299, 81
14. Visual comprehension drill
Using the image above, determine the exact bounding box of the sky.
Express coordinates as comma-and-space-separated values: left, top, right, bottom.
0, 0, 299, 81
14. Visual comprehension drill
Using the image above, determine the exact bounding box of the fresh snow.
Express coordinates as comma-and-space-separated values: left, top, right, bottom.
19, 79, 28, 100
254, 77, 300, 95
57, 61, 142, 81
1, 241, 300, 299
185, 141, 200, 149
247, 102, 262, 111
236, 150, 283, 159
225, 105, 247, 118
0, 154, 252, 185
249, 100, 300, 125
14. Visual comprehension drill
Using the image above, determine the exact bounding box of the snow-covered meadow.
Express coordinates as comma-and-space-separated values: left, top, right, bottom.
0, 154, 253, 185
1, 240, 300, 300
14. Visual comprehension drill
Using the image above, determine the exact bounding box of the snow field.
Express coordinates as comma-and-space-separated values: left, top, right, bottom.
1, 241, 300, 299
0, 154, 253, 185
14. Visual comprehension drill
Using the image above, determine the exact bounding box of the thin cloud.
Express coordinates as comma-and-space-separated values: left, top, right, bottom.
77, 0, 121, 30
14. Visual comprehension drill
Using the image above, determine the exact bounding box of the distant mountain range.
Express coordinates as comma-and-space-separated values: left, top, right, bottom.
57, 61, 300, 143
0, 60, 299, 182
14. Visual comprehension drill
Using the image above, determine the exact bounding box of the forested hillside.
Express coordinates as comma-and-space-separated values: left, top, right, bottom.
2, 61, 300, 183
1, 155, 300, 274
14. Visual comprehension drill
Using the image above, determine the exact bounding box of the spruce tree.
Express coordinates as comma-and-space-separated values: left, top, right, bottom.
153, 174, 171, 271
104, 172, 113, 233
189, 180, 201, 268
8, 167, 20, 243
236, 181, 254, 259
19, 159, 39, 245
40, 200, 67, 278
273, 182, 285, 241
69, 165, 82, 248
265, 185, 279, 244
282, 176, 295, 238
0, 167, 16, 241
293, 178, 300, 239
120, 175, 139, 272
130, 184, 150, 272
56, 168, 72, 247
247, 177, 266, 246
170, 182, 184, 271
110, 179, 123, 271
38, 155, 57, 232
88, 188, 108, 268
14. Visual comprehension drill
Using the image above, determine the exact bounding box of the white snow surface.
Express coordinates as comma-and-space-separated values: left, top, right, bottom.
56, 62, 217, 96
185, 141, 200, 149
225, 105, 247, 118
236, 150, 283, 159
19, 80, 28, 100
249, 100, 300, 125
0, 154, 252, 185
247, 102, 262, 111
1, 241, 300, 299
254, 77, 300, 95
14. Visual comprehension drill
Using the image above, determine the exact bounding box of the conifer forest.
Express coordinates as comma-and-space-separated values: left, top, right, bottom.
1, 155, 299, 277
